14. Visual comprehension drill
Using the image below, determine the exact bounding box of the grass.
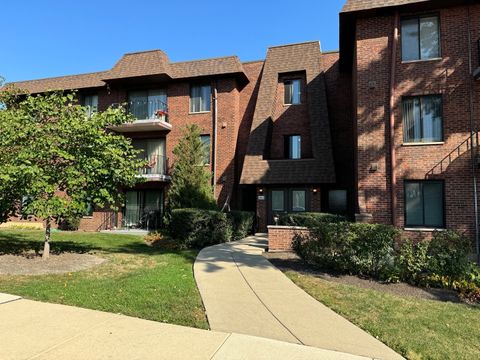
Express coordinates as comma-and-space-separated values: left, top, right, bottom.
285, 270, 480, 360
0, 229, 208, 329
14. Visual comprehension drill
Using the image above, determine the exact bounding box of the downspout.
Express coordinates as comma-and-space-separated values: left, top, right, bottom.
212, 81, 218, 200
389, 11, 400, 227
466, 5, 480, 264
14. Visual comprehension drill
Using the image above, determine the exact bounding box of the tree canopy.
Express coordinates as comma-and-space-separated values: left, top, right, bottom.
0, 88, 145, 257
168, 124, 216, 210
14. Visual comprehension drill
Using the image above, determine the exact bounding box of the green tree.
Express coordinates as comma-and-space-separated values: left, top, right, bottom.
168, 124, 216, 210
0, 89, 145, 258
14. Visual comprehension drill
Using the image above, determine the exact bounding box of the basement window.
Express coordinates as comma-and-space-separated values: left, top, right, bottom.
405, 181, 444, 228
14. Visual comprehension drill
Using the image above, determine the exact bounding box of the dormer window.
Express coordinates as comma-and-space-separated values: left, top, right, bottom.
284, 79, 301, 105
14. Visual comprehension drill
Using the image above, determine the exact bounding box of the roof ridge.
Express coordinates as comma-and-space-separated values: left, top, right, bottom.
171, 55, 240, 65
123, 49, 166, 56
242, 59, 265, 65
8, 71, 107, 85
267, 40, 320, 50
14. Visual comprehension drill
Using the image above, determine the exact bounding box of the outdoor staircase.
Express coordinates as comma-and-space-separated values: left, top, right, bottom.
426, 131, 480, 178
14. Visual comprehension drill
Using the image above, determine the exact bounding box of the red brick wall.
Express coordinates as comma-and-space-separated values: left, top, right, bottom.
268, 225, 310, 251
355, 4, 480, 242
270, 73, 313, 159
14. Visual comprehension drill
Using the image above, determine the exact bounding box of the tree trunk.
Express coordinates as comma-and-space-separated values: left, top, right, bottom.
42, 217, 51, 260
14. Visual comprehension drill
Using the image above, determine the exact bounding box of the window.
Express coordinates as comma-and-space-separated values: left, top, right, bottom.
285, 135, 301, 159
84, 202, 94, 217
129, 90, 167, 120
132, 138, 166, 175
403, 95, 442, 143
271, 190, 285, 212
329, 190, 347, 214
84, 95, 98, 117
291, 190, 306, 212
284, 79, 301, 105
200, 135, 211, 165
405, 181, 444, 228
401, 16, 440, 61
190, 85, 211, 113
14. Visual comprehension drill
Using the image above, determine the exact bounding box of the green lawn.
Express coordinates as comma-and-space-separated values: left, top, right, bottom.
0, 230, 208, 329
285, 271, 480, 360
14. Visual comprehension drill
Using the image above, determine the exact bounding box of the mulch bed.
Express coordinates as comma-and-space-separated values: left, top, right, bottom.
0, 253, 106, 275
264, 251, 461, 303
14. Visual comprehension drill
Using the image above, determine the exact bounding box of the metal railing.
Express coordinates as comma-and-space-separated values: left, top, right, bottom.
138, 154, 168, 177
127, 99, 168, 122
426, 131, 479, 178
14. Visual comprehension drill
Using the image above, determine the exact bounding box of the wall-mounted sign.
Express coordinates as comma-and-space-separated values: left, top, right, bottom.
258, 195, 265, 201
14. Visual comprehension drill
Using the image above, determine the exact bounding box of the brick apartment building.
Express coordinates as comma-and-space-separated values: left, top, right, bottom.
3, 0, 480, 255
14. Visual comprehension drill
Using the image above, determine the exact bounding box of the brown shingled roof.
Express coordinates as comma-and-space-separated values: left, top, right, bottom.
5, 51, 248, 93
102, 50, 171, 80
341, 0, 430, 13
169, 56, 245, 79
3, 72, 106, 94
240, 41, 336, 185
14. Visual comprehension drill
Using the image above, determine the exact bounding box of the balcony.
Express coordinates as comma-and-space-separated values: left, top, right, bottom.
109, 99, 172, 133
137, 154, 170, 182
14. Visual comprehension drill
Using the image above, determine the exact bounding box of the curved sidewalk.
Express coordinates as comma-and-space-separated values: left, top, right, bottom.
194, 235, 404, 360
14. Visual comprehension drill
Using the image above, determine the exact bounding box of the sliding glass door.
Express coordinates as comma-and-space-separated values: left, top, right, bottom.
124, 190, 163, 230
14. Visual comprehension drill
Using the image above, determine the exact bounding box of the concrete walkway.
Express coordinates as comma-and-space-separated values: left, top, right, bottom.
0, 294, 368, 360
194, 235, 404, 360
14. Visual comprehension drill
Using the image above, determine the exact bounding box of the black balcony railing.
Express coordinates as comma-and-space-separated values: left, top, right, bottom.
128, 99, 168, 122
138, 154, 168, 177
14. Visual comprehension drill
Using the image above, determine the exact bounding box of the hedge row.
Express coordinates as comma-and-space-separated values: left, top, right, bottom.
294, 222, 474, 286
278, 212, 345, 228
169, 208, 254, 249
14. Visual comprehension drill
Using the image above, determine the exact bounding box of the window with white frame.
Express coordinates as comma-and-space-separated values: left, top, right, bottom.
285, 135, 301, 159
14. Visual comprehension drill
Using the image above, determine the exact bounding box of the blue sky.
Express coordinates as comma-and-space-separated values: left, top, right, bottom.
1, 0, 344, 82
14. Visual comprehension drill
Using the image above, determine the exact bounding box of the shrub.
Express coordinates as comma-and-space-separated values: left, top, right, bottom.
279, 212, 345, 228
427, 230, 472, 285
169, 208, 232, 249
396, 239, 430, 284
349, 223, 399, 279
294, 221, 399, 280
228, 211, 254, 241
58, 216, 81, 231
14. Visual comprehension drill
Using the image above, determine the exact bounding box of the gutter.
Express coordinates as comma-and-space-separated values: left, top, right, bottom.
389, 11, 400, 227
466, 5, 480, 264
212, 81, 218, 199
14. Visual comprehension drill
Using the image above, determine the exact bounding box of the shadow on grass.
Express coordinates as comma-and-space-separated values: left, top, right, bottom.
0, 231, 198, 263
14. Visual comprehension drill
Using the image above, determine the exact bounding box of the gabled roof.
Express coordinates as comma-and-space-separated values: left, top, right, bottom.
240, 41, 336, 185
